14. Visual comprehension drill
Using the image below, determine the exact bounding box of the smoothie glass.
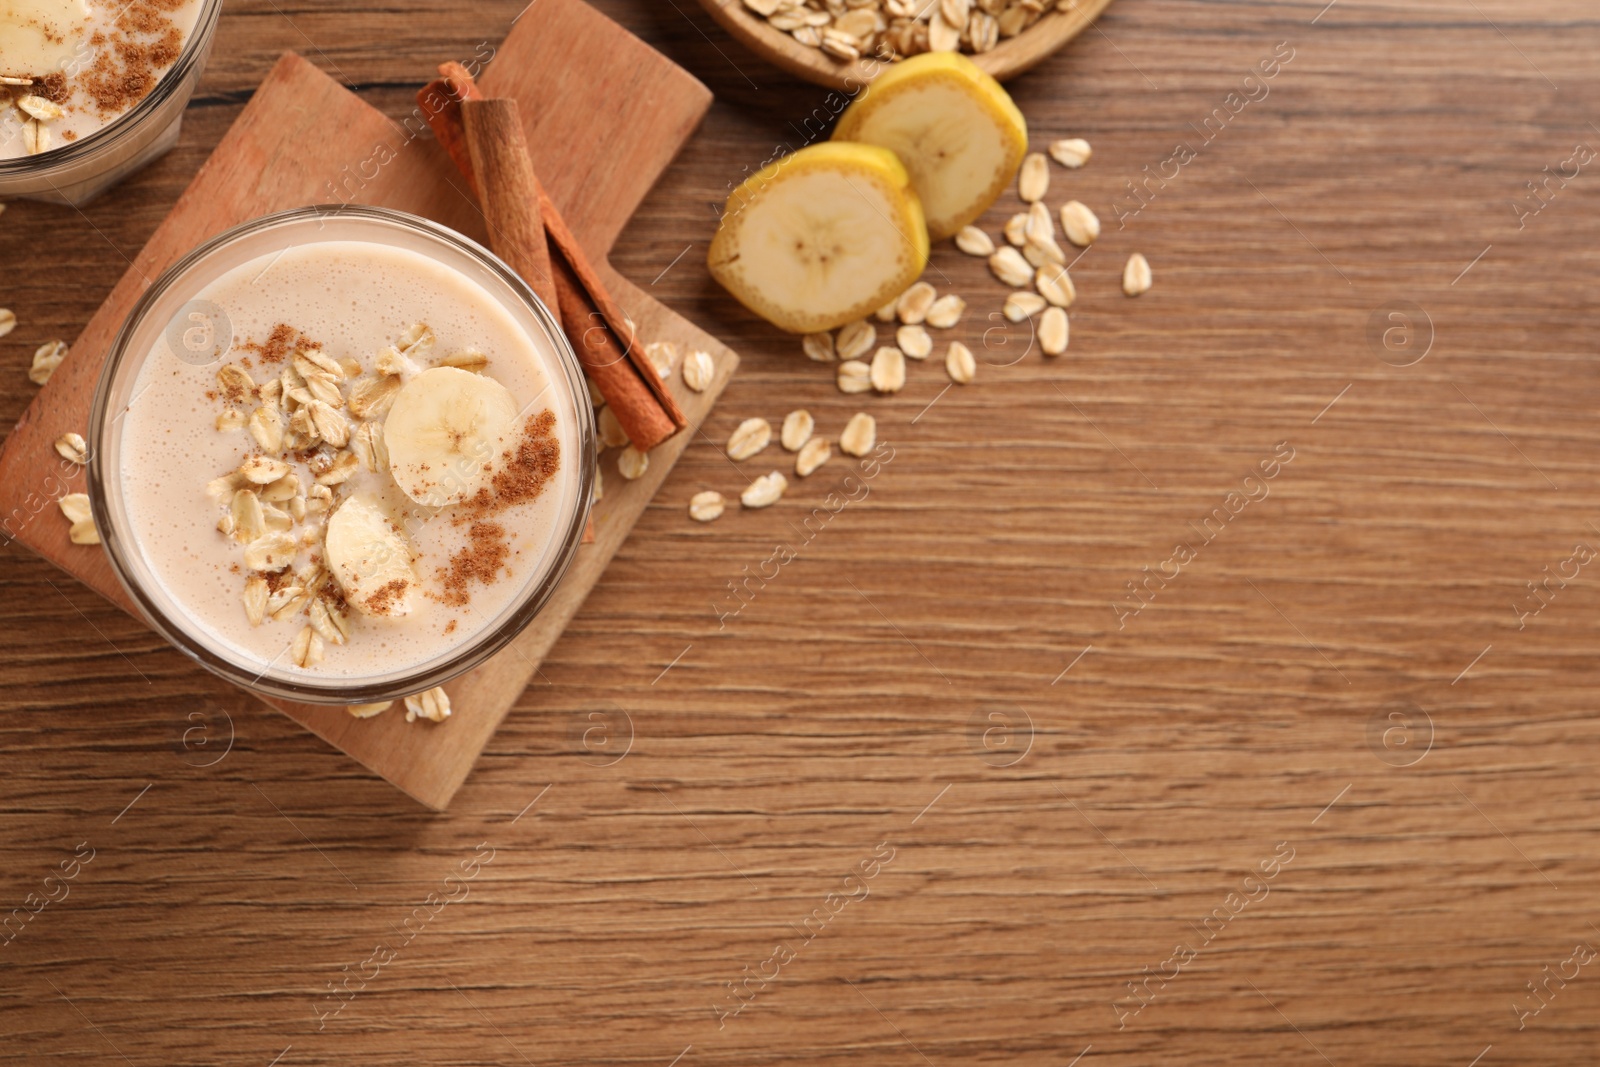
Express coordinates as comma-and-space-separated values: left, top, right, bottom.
88, 205, 596, 704
0, 0, 224, 205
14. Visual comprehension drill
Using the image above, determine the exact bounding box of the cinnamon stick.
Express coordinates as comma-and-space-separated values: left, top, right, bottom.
533, 184, 649, 397
460, 98, 559, 315
417, 65, 686, 448
553, 254, 678, 448
420, 78, 476, 196
426, 66, 645, 356
424, 64, 481, 196
438, 61, 479, 109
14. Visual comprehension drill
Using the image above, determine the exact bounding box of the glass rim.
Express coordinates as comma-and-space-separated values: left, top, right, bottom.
88, 204, 596, 705
0, 0, 225, 176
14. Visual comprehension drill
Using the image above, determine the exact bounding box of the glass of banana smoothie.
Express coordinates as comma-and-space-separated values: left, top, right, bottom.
89, 206, 595, 705
0, 0, 223, 204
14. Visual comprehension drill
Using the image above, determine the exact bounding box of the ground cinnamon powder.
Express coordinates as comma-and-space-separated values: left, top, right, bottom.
57, 0, 193, 119
238, 324, 313, 365
31, 73, 68, 103
430, 410, 562, 608
465, 410, 561, 520
436, 522, 509, 607
363, 578, 412, 616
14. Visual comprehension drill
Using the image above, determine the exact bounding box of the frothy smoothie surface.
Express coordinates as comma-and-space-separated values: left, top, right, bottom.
1, 0, 206, 157
117, 241, 576, 684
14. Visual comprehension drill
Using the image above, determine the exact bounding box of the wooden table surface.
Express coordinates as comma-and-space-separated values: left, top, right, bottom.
4, 1, 1599, 1063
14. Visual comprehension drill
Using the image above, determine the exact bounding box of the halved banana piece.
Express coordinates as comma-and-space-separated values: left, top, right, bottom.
383, 366, 519, 507
833, 52, 1028, 241
324, 494, 419, 618
707, 142, 929, 335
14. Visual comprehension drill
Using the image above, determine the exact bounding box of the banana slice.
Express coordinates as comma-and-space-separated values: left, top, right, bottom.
324, 494, 419, 618
707, 142, 929, 335
383, 366, 519, 506
833, 52, 1028, 241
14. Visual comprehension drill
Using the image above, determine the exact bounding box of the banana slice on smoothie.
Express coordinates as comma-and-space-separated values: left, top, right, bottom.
707, 142, 929, 334
833, 52, 1028, 241
383, 366, 520, 506
324, 494, 418, 617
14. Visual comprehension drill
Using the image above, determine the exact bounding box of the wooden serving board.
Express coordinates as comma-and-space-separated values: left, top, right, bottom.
0, 0, 733, 810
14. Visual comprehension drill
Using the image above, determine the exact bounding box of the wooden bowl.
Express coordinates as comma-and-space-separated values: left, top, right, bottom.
695, 0, 1117, 90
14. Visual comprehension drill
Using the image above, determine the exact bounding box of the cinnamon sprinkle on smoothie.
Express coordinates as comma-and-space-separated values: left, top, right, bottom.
461, 410, 561, 521
363, 578, 413, 616
1, 0, 210, 159
431, 412, 561, 606
436, 521, 509, 607
238, 323, 316, 364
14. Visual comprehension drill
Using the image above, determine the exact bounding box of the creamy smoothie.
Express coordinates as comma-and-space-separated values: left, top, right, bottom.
1, 0, 208, 158
110, 233, 586, 690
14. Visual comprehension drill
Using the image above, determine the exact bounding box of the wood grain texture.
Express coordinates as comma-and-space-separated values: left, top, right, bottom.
0, 0, 731, 809
3, 0, 1600, 1064
695, 0, 1118, 90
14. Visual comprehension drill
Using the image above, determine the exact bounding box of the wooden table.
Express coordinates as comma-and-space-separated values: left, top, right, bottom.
2, 2, 1597, 1063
